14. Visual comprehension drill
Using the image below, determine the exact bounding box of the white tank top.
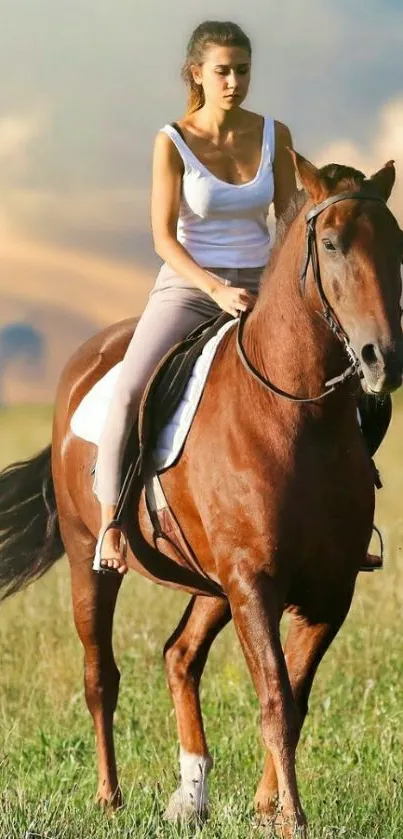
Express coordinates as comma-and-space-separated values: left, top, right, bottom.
161, 117, 275, 268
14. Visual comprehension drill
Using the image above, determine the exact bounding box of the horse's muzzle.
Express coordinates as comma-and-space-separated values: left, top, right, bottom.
360, 341, 403, 395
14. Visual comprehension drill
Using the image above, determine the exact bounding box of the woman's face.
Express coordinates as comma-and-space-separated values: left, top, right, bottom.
191, 44, 251, 110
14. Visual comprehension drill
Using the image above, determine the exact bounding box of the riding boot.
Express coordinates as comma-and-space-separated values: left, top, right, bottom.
357, 394, 392, 572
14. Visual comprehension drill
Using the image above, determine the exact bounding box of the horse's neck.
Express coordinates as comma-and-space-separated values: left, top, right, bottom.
245, 211, 347, 402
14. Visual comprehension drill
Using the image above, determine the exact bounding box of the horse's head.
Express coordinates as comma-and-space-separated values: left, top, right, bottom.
290, 150, 403, 395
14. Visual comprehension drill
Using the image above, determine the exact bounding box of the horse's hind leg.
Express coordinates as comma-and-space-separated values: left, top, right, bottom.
163, 595, 231, 822
63, 520, 123, 808
254, 607, 350, 822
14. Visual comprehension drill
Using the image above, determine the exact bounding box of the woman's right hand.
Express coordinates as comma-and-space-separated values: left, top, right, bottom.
210, 283, 256, 317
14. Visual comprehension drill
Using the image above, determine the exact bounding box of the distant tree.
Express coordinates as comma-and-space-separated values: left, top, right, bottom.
0, 323, 44, 404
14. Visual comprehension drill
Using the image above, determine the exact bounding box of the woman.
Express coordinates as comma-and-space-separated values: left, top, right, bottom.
94, 19, 297, 573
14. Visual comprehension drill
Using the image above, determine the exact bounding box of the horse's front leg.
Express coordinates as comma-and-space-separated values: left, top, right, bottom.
224, 563, 306, 837
255, 597, 354, 821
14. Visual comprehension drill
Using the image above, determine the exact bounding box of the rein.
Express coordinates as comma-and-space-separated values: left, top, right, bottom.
236, 190, 387, 403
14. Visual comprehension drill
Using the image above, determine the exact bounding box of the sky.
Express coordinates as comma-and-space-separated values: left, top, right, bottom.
1, 0, 403, 316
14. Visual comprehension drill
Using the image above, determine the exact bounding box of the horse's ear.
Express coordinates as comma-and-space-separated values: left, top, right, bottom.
287, 149, 326, 203
368, 160, 395, 201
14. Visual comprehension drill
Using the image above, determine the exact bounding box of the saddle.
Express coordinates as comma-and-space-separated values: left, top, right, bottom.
139, 310, 233, 455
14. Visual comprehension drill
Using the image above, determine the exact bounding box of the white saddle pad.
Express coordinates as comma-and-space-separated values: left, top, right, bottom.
70, 318, 236, 471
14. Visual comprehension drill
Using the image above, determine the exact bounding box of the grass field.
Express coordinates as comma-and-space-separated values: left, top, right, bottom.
0, 401, 403, 839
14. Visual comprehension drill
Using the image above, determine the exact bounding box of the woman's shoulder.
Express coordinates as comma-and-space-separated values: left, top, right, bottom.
154, 120, 187, 146
155, 122, 178, 140
153, 126, 185, 172
154, 122, 188, 152
272, 120, 292, 148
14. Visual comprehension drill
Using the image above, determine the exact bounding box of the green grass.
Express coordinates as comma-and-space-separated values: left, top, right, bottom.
0, 401, 403, 838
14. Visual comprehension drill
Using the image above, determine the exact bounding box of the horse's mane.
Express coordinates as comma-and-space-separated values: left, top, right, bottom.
273, 188, 306, 255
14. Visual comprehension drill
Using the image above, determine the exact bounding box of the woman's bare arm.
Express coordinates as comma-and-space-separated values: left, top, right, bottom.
151, 132, 221, 296
272, 121, 297, 220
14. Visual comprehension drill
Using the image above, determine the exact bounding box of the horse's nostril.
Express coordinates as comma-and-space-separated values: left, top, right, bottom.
361, 343, 379, 367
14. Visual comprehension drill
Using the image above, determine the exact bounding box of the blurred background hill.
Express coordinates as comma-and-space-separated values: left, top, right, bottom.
0, 241, 154, 402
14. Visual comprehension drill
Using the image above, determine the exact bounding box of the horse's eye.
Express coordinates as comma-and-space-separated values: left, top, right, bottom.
322, 238, 337, 252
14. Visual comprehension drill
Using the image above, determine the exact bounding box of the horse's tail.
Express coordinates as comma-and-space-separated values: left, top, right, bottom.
0, 445, 65, 602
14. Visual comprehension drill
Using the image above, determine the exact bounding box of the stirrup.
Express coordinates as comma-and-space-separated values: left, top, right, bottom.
359, 554, 383, 572
359, 524, 384, 572
92, 520, 128, 574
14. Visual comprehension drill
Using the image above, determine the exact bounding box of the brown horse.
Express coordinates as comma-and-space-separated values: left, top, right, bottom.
0, 152, 402, 837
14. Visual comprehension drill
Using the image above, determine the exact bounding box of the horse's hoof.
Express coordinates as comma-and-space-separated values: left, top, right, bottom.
254, 812, 307, 838
96, 786, 124, 813
273, 815, 307, 839
254, 795, 278, 820
254, 811, 275, 827
164, 787, 208, 824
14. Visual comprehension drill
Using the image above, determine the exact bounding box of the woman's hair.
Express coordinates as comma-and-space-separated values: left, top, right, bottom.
181, 20, 252, 115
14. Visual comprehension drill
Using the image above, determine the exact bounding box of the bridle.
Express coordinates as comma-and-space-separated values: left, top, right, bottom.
236, 190, 388, 403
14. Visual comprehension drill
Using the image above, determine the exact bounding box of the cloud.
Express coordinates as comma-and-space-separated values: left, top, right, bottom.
0, 1, 402, 269
0, 105, 152, 264
0, 110, 46, 178
1, 183, 152, 259
317, 98, 403, 222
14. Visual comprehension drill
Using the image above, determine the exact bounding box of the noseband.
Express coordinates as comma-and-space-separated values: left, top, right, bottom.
236, 190, 388, 403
